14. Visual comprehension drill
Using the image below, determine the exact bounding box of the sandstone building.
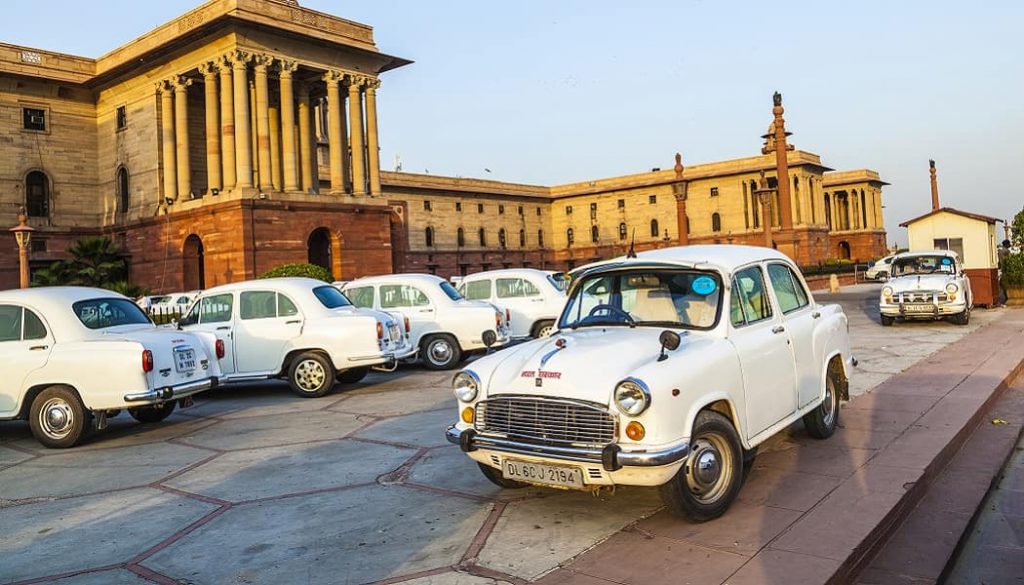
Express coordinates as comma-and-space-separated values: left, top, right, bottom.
0, 0, 887, 292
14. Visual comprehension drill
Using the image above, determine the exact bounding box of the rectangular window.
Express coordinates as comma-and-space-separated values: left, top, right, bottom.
198, 294, 234, 323
497, 278, 540, 298
536, 207, 541, 216
380, 285, 430, 308
463, 279, 492, 301
617, 199, 625, 209
499, 205, 505, 214
424, 200, 432, 211
240, 291, 278, 320
30, 238, 47, 253
455, 202, 462, 212
710, 187, 719, 197
478, 203, 484, 213
730, 266, 773, 327
933, 238, 965, 260
345, 286, 375, 308
23, 107, 46, 131
518, 206, 524, 216
566, 205, 573, 215
116, 105, 127, 131
590, 202, 598, 219
767, 264, 809, 314
649, 195, 657, 204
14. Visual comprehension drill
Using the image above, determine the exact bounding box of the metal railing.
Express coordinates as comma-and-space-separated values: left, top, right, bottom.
146, 305, 185, 326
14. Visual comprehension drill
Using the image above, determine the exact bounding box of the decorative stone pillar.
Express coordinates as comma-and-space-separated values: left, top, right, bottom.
324, 71, 346, 193
364, 78, 381, 196
173, 76, 193, 200
218, 57, 237, 190
249, 80, 259, 185
230, 51, 253, 189
269, 103, 282, 192
199, 63, 222, 194
761, 92, 794, 230
279, 60, 300, 192
253, 56, 274, 191
297, 82, 315, 193
671, 153, 689, 246
347, 74, 366, 196
158, 81, 177, 202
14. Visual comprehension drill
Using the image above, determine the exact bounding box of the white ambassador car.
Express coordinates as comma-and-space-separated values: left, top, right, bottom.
458, 269, 568, 340
0, 287, 223, 448
879, 251, 972, 326
865, 255, 895, 281
447, 245, 854, 522
179, 278, 415, 397
342, 274, 510, 370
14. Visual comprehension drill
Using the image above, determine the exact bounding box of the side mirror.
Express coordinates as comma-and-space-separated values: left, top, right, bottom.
482, 330, 497, 349
657, 330, 681, 362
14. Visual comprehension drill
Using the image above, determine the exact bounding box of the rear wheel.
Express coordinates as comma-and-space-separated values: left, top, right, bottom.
880, 314, 894, 327
288, 352, 336, 397
421, 334, 461, 370
338, 367, 370, 384
659, 410, 743, 522
803, 363, 841, 439
28, 386, 90, 449
531, 320, 556, 339
477, 462, 529, 489
128, 401, 176, 423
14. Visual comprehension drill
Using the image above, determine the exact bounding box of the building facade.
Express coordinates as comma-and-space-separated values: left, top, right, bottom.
1, 0, 888, 292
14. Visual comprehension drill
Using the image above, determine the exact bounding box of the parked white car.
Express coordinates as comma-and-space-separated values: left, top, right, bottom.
179, 278, 415, 397
0, 287, 223, 448
879, 251, 972, 326
447, 245, 854, 522
136, 295, 171, 311
342, 274, 511, 370
865, 255, 895, 281
457, 269, 568, 340
155, 291, 199, 309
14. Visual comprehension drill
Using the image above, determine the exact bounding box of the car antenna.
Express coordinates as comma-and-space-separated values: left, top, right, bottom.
626, 229, 637, 259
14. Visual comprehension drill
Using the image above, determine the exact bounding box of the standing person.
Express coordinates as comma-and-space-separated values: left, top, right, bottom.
998, 239, 1012, 305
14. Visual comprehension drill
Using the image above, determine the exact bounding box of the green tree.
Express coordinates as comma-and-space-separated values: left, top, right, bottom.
1010, 205, 1024, 250
32, 236, 146, 295
259, 263, 333, 282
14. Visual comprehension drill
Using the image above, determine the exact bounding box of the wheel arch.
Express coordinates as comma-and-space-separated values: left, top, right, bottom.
687, 395, 746, 449
281, 347, 334, 376
18, 383, 84, 419
821, 352, 850, 401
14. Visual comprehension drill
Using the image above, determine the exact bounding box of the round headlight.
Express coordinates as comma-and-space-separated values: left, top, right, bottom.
614, 378, 651, 416
452, 371, 480, 402
945, 283, 958, 294
881, 286, 893, 298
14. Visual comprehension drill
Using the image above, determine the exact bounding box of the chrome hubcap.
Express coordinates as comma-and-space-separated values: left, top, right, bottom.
695, 450, 721, 485
39, 398, 74, 439
537, 325, 554, 338
821, 377, 837, 427
429, 340, 452, 363
685, 432, 733, 504
295, 359, 326, 392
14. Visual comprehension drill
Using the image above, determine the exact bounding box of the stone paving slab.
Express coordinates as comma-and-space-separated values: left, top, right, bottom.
406, 446, 549, 501
354, 407, 458, 448
0, 415, 220, 454
174, 409, 367, 451
331, 385, 454, 417
33, 569, 154, 585
400, 572, 515, 585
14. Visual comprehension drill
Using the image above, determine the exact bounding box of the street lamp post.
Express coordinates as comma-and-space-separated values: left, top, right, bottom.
752, 170, 775, 248
10, 207, 35, 288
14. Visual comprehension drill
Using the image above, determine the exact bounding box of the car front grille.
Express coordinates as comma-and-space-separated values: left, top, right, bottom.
475, 396, 617, 446
898, 291, 948, 303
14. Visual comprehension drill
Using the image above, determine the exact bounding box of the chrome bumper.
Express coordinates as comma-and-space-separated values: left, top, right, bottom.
880, 302, 968, 317
123, 377, 217, 403
446, 426, 690, 472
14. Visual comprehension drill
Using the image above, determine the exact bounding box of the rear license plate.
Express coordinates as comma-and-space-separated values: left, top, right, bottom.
174, 348, 197, 372
502, 459, 584, 489
903, 303, 935, 313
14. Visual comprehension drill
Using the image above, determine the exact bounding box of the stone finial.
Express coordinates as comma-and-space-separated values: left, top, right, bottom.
773, 91, 782, 107
673, 153, 684, 179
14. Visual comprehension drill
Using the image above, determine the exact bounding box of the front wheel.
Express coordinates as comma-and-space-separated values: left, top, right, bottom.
803, 363, 841, 439
288, 352, 336, 397
880, 314, 894, 327
128, 401, 176, 423
659, 410, 743, 522
28, 385, 90, 449
477, 463, 529, 489
421, 334, 461, 370
951, 310, 970, 326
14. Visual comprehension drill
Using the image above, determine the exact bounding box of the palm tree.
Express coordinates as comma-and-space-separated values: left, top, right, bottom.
32, 236, 139, 293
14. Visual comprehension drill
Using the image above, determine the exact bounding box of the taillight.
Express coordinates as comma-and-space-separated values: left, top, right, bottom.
215, 339, 225, 359
404, 317, 410, 334
495, 312, 501, 328
376, 322, 384, 339
142, 349, 154, 373
505, 309, 511, 324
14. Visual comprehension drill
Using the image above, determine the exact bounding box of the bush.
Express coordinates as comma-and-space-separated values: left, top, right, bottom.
259, 263, 333, 282
1002, 253, 1024, 287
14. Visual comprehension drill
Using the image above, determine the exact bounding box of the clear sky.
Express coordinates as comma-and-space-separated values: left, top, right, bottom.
3, 0, 1022, 245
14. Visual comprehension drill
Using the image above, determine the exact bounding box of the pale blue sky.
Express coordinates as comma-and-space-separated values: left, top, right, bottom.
3, 1, 1022, 244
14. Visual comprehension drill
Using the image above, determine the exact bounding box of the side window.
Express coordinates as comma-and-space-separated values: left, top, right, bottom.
240, 291, 278, 320
730, 266, 773, 327
767, 264, 810, 314
463, 280, 492, 301
23, 309, 48, 340
198, 294, 233, 323
0, 305, 23, 342
380, 285, 430, 309
497, 278, 540, 298
278, 294, 299, 317
345, 286, 375, 308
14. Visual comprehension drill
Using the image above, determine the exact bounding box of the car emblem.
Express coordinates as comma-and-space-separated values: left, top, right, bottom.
535, 377, 543, 387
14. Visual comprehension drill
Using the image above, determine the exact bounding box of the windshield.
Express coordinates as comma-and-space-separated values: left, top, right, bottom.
892, 255, 955, 277
439, 281, 464, 301
313, 285, 353, 309
546, 272, 569, 292
73, 298, 152, 329
559, 269, 722, 330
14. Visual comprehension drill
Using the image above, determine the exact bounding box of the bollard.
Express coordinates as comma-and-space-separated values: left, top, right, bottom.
829, 274, 840, 293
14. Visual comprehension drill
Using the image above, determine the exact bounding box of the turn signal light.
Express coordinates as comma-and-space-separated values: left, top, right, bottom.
215, 339, 225, 359
505, 308, 511, 324
142, 349, 154, 373
461, 406, 475, 424
625, 421, 645, 441
404, 317, 411, 334
376, 322, 384, 340
495, 313, 501, 328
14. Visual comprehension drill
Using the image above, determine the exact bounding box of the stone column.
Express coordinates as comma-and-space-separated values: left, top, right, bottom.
672, 154, 689, 245
347, 75, 366, 196
279, 60, 300, 192
253, 56, 274, 191
218, 57, 237, 190
297, 82, 315, 193
173, 76, 193, 200
231, 52, 253, 189
249, 81, 259, 185
158, 81, 177, 202
364, 78, 382, 196
324, 71, 346, 193
199, 63, 222, 194
269, 103, 282, 192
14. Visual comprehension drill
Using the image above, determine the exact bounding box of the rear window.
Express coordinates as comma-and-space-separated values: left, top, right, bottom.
462, 279, 491, 301
313, 285, 352, 309
439, 281, 463, 301
73, 298, 152, 330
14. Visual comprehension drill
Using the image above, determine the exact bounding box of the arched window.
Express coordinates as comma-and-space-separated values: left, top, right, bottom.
519, 229, 526, 247
425, 226, 434, 248
26, 171, 49, 218
650, 219, 659, 238
566, 228, 575, 246
183, 234, 206, 290
116, 167, 130, 214
498, 228, 507, 249
308, 228, 333, 274
591, 225, 599, 243
838, 240, 851, 260
478, 228, 486, 247
712, 213, 722, 232
619, 222, 627, 240
456, 227, 465, 247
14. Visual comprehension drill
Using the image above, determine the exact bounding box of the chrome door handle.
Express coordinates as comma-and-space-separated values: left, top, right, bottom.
29, 345, 48, 351
285, 320, 301, 324
216, 326, 231, 331
418, 309, 433, 313
812, 311, 821, 319
771, 325, 785, 334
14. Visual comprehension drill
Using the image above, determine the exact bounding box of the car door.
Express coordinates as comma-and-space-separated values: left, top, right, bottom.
180, 293, 237, 376
728, 265, 798, 441
766, 263, 819, 409
233, 291, 303, 375
380, 284, 434, 345
0, 305, 53, 417
496, 277, 544, 338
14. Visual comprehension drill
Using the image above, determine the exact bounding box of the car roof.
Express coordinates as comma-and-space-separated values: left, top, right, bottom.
894, 250, 959, 261
198, 277, 335, 296
344, 273, 446, 286
460, 268, 555, 280
0, 286, 129, 309
574, 245, 793, 277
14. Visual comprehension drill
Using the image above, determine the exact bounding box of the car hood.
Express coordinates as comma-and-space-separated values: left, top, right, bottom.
887, 274, 955, 293
477, 327, 704, 405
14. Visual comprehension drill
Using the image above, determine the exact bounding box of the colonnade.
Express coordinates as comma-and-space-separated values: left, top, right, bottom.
822, 190, 881, 232
156, 50, 381, 202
